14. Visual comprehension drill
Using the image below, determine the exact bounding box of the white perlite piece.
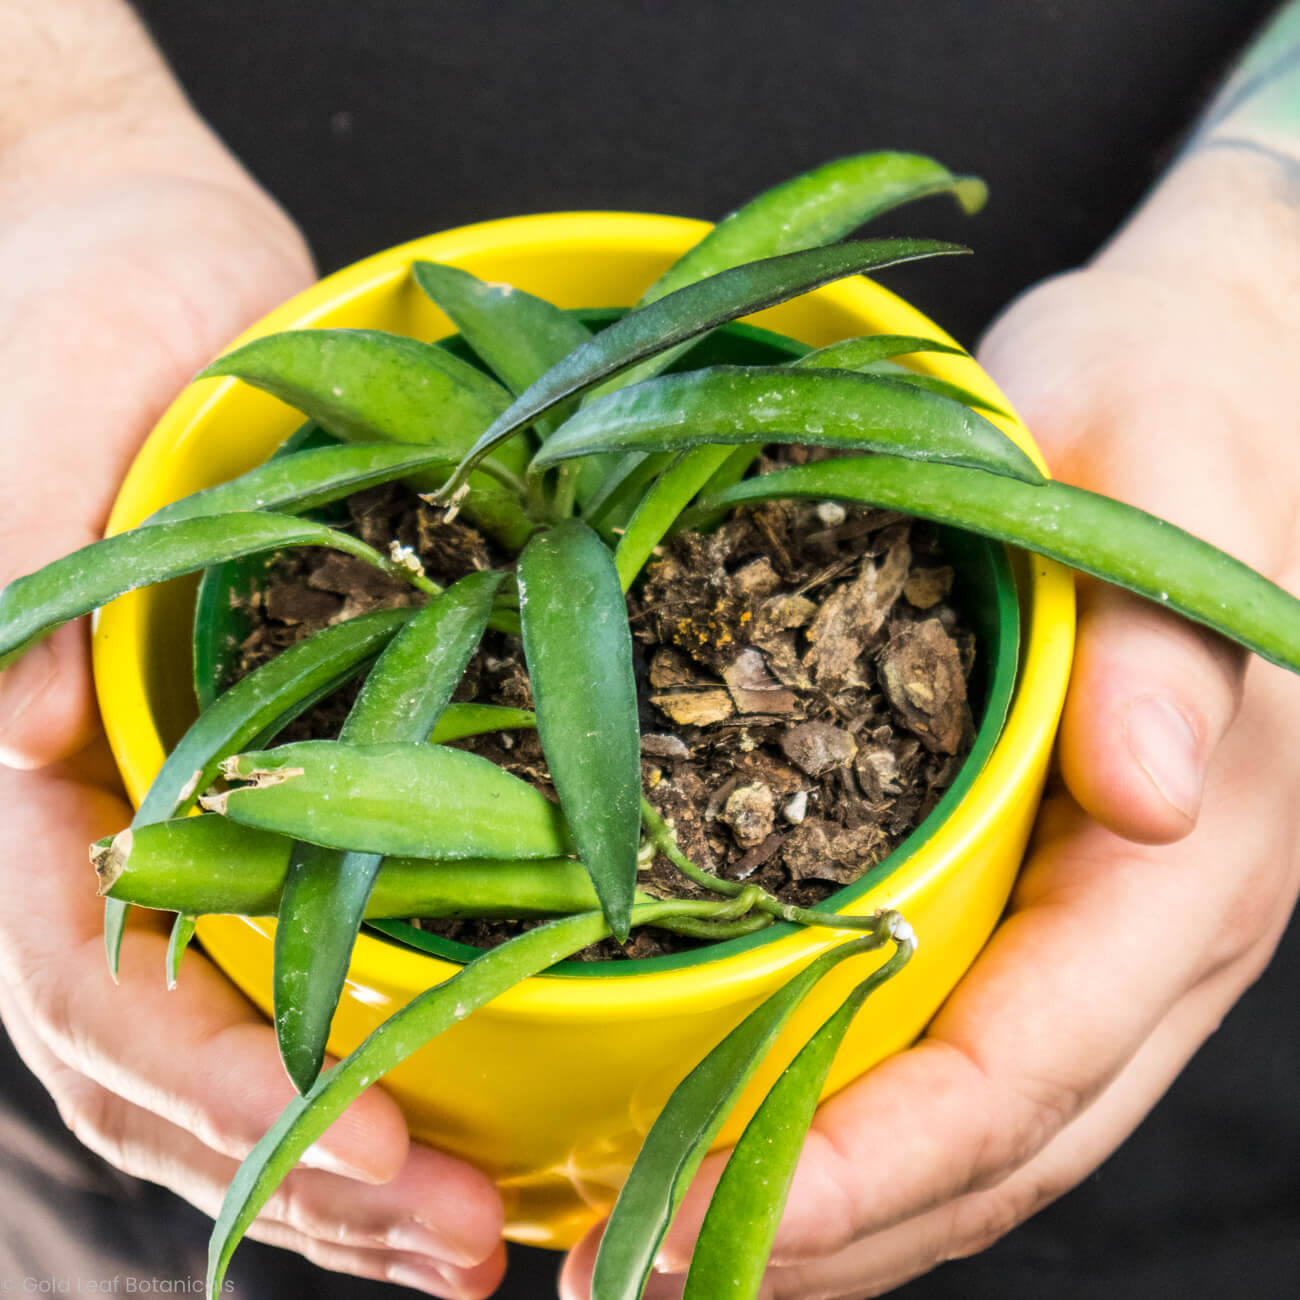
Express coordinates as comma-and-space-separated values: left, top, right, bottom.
782, 790, 808, 824
815, 500, 847, 527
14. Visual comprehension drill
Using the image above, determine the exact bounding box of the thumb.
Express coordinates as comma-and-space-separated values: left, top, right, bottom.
1058, 580, 1245, 843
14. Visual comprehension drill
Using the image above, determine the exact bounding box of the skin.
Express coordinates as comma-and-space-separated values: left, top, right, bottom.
1, 5, 1297, 1300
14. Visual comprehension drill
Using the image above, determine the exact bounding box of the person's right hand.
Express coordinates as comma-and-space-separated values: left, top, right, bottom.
0, 35, 507, 1297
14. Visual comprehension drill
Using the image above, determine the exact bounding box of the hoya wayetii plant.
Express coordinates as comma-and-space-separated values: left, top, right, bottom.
2, 153, 1299, 1299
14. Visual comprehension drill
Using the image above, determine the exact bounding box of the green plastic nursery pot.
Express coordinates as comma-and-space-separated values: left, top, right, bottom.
92, 211, 1076, 1248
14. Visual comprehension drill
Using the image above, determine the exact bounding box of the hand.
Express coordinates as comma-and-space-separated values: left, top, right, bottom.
561, 149, 1300, 1297
0, 51, 507, 1298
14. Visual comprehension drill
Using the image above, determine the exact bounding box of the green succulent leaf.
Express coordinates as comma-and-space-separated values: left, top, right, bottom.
206, 896, 753, 1294
427, 702, 536, 742
146, 443, 468, 524
412, 261, 593, 407
860, 368, 1007, 416
0, 513, 423, 673
96, 814, 610, 920
210, 740, 574, 859
200, 328, 513, 451
614, 448, 734, 591
518, 520, 640, 942
642, 153, 986, 309
692, 458, 1300, 675
199, 330, 532, 546
581, 450, 672, 530
165, 914, 198, 991
592, 930, 892, 1300
683, 932, 916, 1300
793, 333, 967, 370
444, 239, 967, 490
274, 571, 503, 1093
596, 152, 984, 398
103, 607, 413, 977
535, 365, 1039, 481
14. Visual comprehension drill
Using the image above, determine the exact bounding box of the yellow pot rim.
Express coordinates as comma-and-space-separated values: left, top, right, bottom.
95, 211, 1075, 1019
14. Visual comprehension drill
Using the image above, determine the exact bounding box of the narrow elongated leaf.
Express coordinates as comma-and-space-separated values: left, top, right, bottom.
536, 365, 1041, 482
595, 152, 984, 397
642, 153, 986, 308
413, 262, 613, 506
794, 333, 966, 370
444, 240, 966, 488
0, 513, 421, 671
210, 740, 573, 859
103, 607, 413, 977
200, 329, 514, 457
207, 897, 738, 1293
692, 458, 1300, 675
581, 450, 671, 528
274, 572, 503, 1092
341, 571, 502, 743
819, 356, 1007, 415
592, 931, 889, 1300
200, 330, 532, 545
614, 448, 734, 591
428, 702, 535, 742
413, 261, 593, 403
145, 443, 461, 524
96, 815, 608, 919
518, 520, 640, 940
684, 934, 916, 1300
858, 367, 1007, 416
165, 914, 197, 990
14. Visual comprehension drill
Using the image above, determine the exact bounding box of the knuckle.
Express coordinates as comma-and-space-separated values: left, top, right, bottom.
56, 1076, 128, 1173
271, 1178, 354, 1247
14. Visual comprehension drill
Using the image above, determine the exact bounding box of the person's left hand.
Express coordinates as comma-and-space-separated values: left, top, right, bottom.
561, 151, 1300, 1298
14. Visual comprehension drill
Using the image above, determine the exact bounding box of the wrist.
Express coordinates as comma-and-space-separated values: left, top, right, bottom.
1092, 145, 1300, 335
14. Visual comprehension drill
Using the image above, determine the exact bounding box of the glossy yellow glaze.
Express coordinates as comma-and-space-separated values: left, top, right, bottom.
93, 212, 1075, 1248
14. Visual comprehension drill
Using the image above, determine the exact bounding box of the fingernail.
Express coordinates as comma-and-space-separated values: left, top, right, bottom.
0, 641, 55, 758
1124, 695, 1202, 822
388, 1260, 462, 1298
301, 1139, 381, 1182
387, 1219, 484, 1270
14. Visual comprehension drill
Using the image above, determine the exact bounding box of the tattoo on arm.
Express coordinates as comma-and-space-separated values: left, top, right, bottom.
1186, 2, 1300, 177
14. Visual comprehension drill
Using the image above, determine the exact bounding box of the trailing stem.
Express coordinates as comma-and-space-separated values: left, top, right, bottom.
640, 796, 895, 934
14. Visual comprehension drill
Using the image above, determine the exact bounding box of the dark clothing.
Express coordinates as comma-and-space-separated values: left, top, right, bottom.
3, 2, 1295, 1296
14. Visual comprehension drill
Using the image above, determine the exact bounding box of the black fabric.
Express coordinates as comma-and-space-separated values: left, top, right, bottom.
3, 2, 1295, 1296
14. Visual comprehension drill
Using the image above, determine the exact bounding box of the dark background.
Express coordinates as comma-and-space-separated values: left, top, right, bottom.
5, 2, 1296, 1297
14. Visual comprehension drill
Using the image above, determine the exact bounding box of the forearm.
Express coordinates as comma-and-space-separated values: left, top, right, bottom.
0, 0, 265, 210
1092, 3, 1300, 331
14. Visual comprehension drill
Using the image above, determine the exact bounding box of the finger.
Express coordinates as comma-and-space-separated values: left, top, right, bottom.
0, 755, 408, 1184
1, 984, 504, 1290
1058, 581, 1245, 843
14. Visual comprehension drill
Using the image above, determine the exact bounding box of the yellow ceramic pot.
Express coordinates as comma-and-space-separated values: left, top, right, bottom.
93, 212, 1075, 1249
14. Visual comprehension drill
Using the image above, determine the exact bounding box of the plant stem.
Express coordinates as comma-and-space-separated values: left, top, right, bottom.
550, 465, 578, 520
640, 797, 895, 935
476, 456, 529, 500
